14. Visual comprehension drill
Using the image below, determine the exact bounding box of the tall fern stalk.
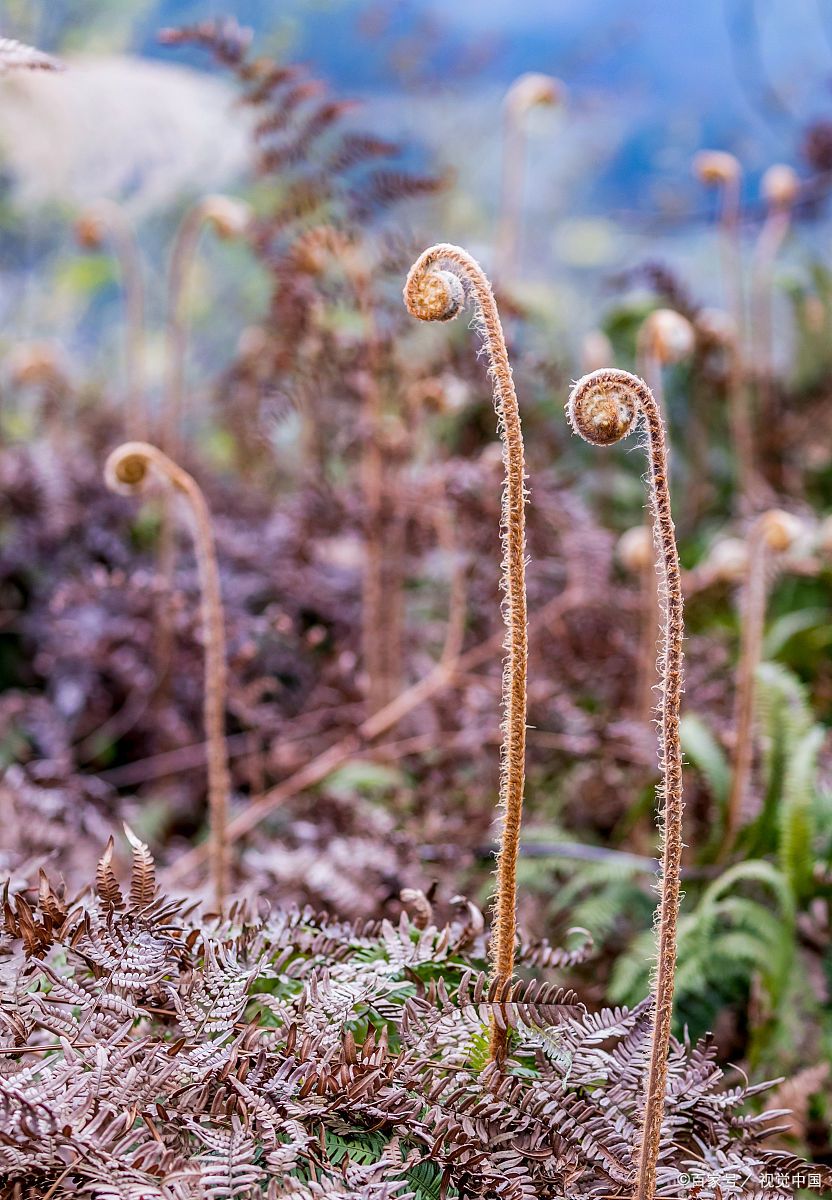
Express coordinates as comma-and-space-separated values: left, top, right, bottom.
634, 310, 693, 725
694, 151, 756, 508
724, 508, 801, 856
163, 194, 251, 458
751, 165, 798, 421
566, 369, 684, 1200
76, 200, 147, 441
404, 243, 528, 1066
104, 442, 232, 907
495, 73, 563, 288
156, 195, 250, 695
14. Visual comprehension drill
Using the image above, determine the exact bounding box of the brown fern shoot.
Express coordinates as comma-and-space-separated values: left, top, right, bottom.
76, 200, 147, 441
566, 369, 683, 1200
723, 508, 803, 855
495, 73, 564, 288
163, 195, 252, 457
751, 165, 799, 420
104, 441, 232, 907
693, 151, 757, 508
404, 243, 528, 1066
634, 310, 693, 726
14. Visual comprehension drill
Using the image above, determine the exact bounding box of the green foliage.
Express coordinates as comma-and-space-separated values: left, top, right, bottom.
610, 860, 795, 1046
681, 711, 730, 810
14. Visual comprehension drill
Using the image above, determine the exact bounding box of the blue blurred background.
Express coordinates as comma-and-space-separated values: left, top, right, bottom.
3, 0, 832, 382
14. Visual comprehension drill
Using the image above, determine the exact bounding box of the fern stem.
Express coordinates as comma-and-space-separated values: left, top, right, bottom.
76, 201, 147, 442
566, 369, 684, 1200
751, 166, 798, 433
495, 74, 563, 289
693, 152, 756, 509
163, 194, 251, 458
724, 508, 802, 856
635, 310, 692, 728
404, 243, 528, 1066
104, 442, 232, 908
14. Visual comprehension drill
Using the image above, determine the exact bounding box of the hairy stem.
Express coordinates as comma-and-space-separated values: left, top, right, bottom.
104, 442, 231, 908
404, 243, 527, 1065
566, 369, 684, 1200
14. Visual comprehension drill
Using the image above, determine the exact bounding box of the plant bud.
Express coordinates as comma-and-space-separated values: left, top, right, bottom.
761, 164, 799, 211
617, 525, 653, 574
640, 309, 695, 365
758, 508, 803, 554
693, 150, 741, 187
203, 195, 252, 240
505, 72, 564, 116
707, 537, 749, 582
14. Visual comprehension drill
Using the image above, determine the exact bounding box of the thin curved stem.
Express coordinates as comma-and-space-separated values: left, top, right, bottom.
163, 195, 250, 457
634, 342, 664, 728
567, 369, 684, 1200
751, 208, 790, 421
494, 74, 562, 289
164, 206, 208, 459
723, 508, 799, 855
717, 174, 757, 509
404, 243, 527, 1065
723, 522, 768, 857
104, 442, 231, 908
80, 200, 147, 441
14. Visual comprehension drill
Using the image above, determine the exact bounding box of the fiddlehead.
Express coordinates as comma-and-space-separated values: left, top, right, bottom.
104, 441, 232, 908
405, 243, 527, 1066
566, 368, 684, 1200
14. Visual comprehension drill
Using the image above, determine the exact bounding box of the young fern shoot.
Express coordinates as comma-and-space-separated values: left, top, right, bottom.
751, 165, 799, 418
76, 200, 147, 441
164, 195, 252, 457
723, 507, 803, 856
404, 243, 527, 1066
495, 73, 564, 289
566, 369, 683, 1200
693, 151, 756, 508
635, 310, 694, 725
104, 441, 232, 907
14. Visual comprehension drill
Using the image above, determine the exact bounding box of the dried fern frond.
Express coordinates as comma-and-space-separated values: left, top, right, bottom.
0, 846, 827, 1200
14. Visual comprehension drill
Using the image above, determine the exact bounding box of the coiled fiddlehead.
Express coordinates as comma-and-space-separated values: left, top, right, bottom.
104, 442, 232, 908
566, 369, 684, 1200
404, 243, 527, 1066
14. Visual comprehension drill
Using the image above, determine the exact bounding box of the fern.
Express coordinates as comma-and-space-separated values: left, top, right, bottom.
0, 845, 826, 1199
681, 711, 730, 810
